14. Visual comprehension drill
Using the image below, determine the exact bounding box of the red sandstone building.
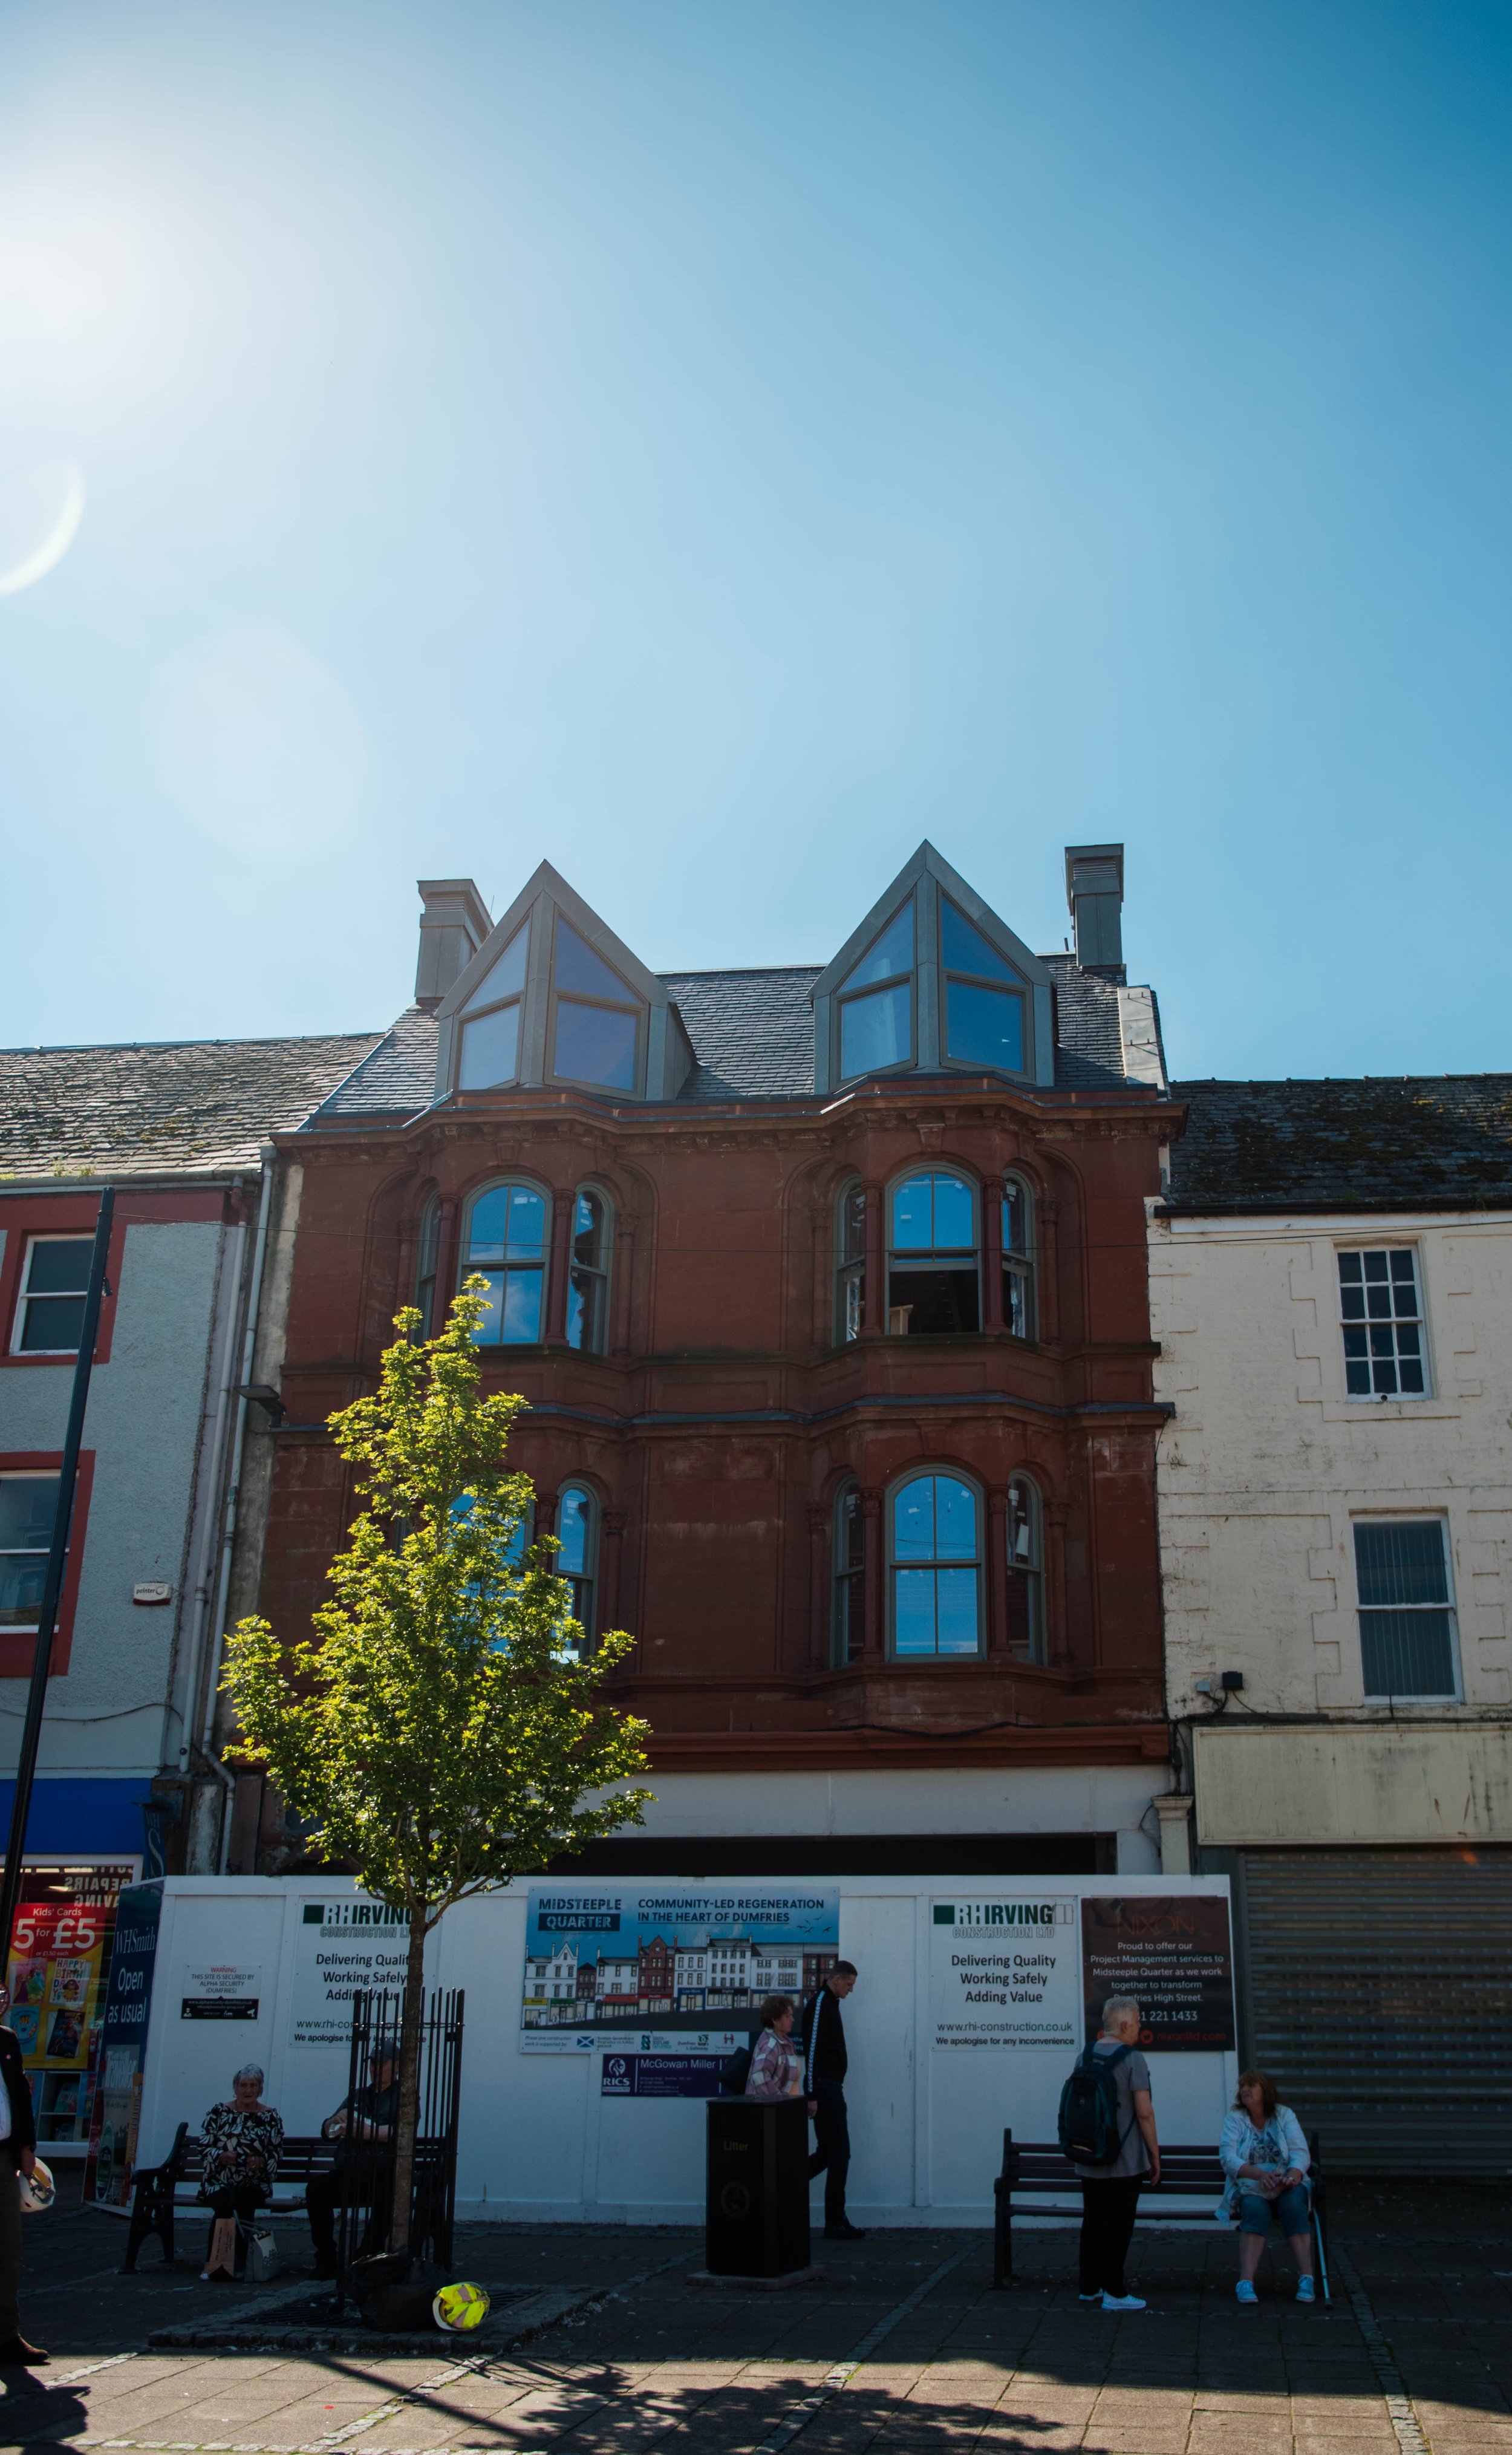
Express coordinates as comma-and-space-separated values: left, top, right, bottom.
247, 840, 1180, 1879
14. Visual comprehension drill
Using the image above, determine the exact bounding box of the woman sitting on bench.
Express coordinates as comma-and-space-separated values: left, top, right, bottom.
198, 2064, 284, 2283
1220, 2069, 1315, 2306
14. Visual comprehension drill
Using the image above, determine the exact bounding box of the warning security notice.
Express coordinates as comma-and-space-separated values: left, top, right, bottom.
929, 1897, 1080, 2051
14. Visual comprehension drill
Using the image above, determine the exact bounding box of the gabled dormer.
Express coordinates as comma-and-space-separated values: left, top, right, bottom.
433, 861, 695, 1103
811, 842, 1055, 1097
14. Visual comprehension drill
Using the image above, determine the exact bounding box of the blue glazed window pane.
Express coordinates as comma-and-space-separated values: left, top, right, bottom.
501, 1270, 543, 1342
461, 922, 529, 1016
839, 980, 910, 1078
471, 1270, 505, 1341
555, 916, 633, 1002
940, 899, 1021, 984
471, 1185, 546, 1262
934, 1568, 980, 1654
893, 1478, 936, 1560
557, 1487, 591, 1577
842, 901, 914, 993
933, 1476, 977, 1559
507, 1187, 546, 1258
554, 998, 637, 1089
945, 980, 1024, 1071
459, 1003, 520, 1090
893, 1569, 937, 1655
931, 1174, 974, 1249
891, 1175, 934, 1251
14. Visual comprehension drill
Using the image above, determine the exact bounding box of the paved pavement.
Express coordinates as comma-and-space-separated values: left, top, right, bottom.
1, 2176, 1510, 2454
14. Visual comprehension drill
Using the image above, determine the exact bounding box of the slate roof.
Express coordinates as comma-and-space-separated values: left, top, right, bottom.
1044, 955, 1133, 1092
307, 956, 1162, 1118
662, 968, 823, 1101
304, 1008, 440, 1123
1165, 1077, 1512, 1212
0, 1034, 380, 1179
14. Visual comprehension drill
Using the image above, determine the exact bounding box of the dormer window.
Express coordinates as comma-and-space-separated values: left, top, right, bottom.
837, 900, 914, 1081
550, 918, 641, 1092
813, 844, 1055, 1096
435, 862, 693, 1103
940, 898, 1026, 1072
457, 921, 528, 1090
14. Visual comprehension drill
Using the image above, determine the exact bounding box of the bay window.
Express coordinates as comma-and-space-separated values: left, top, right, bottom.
890, 1472, 982, 1658
887, 1172, 979, 1334
462, 1181, 550, 1345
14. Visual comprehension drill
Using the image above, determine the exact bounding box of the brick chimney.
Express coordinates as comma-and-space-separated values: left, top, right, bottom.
415, 879, 492, 1009
1064, 844, 1124, 973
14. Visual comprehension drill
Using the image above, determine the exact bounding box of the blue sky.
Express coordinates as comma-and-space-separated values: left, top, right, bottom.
3, 0, 1510, 1081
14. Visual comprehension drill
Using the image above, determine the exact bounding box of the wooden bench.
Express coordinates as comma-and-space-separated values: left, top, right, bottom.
122, 2128, 342, 2272
991, 2130, 1331, 2299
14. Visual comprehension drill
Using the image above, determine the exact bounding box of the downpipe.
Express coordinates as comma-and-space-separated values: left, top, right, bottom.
199, 1146, 276, 1874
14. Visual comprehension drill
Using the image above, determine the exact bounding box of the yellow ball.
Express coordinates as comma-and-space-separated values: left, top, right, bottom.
433, 2280, 490, 2333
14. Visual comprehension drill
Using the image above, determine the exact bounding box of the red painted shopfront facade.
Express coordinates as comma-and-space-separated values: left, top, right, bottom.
253, 844, 1179, 1877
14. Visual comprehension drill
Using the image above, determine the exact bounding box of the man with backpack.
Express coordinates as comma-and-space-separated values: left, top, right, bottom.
1059, 1995, 1159, 2312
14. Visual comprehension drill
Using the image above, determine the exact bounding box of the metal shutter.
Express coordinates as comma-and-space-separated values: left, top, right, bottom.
1242, 1848, 1512, 2174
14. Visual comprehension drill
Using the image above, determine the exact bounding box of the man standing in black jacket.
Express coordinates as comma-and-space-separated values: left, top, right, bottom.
0, 2002, 45, 2365
801, 1960, 865, 2240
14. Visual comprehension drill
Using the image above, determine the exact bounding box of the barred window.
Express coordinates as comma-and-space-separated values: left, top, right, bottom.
1354, 1520, 1458, 1700
1338, 1248, 1426, 1398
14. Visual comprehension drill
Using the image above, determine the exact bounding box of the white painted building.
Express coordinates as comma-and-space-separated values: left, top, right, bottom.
1149, 1073, 1512, 2171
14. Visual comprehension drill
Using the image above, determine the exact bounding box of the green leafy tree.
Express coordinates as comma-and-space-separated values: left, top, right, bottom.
223, 1282, 651, 2256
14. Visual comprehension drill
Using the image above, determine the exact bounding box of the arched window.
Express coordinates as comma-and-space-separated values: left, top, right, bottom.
414, 1196, 440, 1338
1006, 1476, 1044, 1663
457, 921, 529, 1090
550, 916, 642, 1092
890, 1472, 982, 1658
836, 899, 914, 1082
556, 1482, 598, 1651
461, 1180, 550, 1345
567, 1187, 611, 1354
887, 1172, 979, 1335
834, 1180, 865, 1344
1002, 1176, 1036, 1341
832, 1482, 865, 1663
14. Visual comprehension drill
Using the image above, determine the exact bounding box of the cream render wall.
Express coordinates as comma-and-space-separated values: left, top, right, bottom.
1149, 1205, 1512, 1719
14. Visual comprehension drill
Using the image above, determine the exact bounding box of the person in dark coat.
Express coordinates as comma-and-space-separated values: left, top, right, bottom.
307, 2050, 399, 2278
800, 1960, 865, 2240
0, 1998, 45, 2364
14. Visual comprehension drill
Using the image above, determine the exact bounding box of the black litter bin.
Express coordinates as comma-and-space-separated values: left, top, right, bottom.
706, 2096, 810, 2277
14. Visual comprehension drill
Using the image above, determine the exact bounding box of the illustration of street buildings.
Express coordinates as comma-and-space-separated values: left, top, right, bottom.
522, 1932, 839, 2027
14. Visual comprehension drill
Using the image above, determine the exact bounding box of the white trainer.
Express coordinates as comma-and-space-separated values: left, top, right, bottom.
1101, 2292, 1147, 2311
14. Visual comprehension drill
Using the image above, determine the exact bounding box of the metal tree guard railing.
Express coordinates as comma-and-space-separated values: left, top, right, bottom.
334, 1986, 465, 2298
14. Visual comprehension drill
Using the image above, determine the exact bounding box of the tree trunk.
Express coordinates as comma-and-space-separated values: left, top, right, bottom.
389, 1907, 426, 2257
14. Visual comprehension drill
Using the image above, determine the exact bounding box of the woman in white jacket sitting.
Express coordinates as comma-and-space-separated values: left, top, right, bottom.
1220, 2070, 1316, 2305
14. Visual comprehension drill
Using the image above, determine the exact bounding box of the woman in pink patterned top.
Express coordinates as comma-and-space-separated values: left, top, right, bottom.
745, 1996, 804, 2100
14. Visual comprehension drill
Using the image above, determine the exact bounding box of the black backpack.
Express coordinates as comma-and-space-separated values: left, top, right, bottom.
1057, 2042, 1133, 2165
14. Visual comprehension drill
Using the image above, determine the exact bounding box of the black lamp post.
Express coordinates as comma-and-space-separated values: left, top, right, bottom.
0, 1188, 115, 1962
